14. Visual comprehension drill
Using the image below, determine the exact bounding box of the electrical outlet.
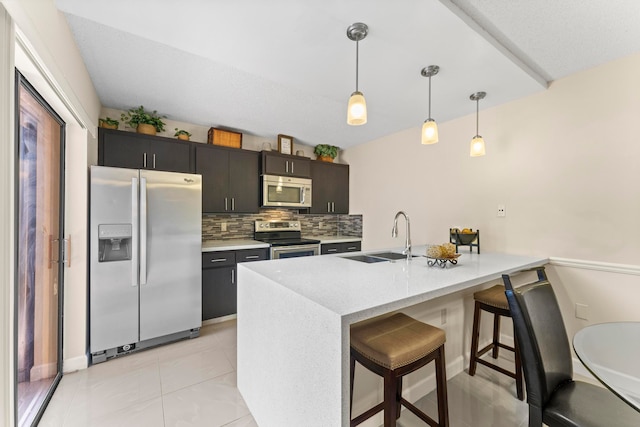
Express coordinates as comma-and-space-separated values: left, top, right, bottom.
575, 303, 589, 320
497, 204, 506, 217
221, 222, 227, 232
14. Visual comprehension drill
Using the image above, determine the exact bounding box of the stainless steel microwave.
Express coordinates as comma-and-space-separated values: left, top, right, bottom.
261, 174, 312, 208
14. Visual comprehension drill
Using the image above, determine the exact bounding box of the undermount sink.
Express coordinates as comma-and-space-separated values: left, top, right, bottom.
368, 251, 415, 260
341, 255, 390, 264
341, 252, 417, 263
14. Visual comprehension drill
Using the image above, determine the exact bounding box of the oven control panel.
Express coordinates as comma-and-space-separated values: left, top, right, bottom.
255, 220, 301, 232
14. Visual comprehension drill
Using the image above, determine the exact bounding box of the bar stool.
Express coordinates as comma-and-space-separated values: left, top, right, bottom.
468, 284, 524, 400
350, 312, 449, 427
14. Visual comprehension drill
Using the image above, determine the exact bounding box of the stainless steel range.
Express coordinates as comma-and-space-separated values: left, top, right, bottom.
254, 220, 320, 259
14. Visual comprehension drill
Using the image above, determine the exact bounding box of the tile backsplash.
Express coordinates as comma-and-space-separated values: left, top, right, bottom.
202, 209, 362, 241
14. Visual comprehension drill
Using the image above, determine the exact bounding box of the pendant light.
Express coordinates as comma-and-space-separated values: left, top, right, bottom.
469, 92, 486, 157
346, 22, 368, 126
420, 65, 439, 144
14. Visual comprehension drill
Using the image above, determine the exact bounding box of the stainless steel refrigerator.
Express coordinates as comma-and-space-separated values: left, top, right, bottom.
89, 165, 202, 363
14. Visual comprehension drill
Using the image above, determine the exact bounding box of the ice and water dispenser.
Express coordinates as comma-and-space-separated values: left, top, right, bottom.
98, 224, 132, 262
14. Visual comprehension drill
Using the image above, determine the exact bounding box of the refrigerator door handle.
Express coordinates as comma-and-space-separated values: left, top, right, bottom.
140, 177, 148, 285
131, 177, 139, 286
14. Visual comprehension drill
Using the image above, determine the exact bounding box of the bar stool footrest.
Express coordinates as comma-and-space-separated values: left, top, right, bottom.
351, 402, 384, 427
400, 398, 440, 427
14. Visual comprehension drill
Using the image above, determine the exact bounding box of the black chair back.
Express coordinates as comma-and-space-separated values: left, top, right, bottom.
502, 269, 573, 409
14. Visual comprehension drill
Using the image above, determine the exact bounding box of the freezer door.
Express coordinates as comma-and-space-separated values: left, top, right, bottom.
89, 166, 140, 353
139, 170, 202, 340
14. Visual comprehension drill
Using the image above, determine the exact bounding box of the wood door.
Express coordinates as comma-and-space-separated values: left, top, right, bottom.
310, 161, 331, 213
149, 138, 193, 173
228, 150, 259, 213
202, 266, 236, 320
196, 144, 229, 213
331, 163, 350, 214
99, 130, 147, 169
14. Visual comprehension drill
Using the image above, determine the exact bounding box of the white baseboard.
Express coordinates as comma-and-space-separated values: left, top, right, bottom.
63, 354, 88, 373
30, 362, 57, 381
202, 314, 237, 326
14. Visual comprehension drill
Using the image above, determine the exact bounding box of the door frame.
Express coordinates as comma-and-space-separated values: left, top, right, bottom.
14, 70, 66, 426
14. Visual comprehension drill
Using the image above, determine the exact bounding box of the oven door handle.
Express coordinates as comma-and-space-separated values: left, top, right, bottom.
271, 243, 320, 258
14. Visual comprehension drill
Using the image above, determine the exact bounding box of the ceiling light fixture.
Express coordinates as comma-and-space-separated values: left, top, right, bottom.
469, 92, 487, 157
346, 22, 368, 126
420, 65, 440, 144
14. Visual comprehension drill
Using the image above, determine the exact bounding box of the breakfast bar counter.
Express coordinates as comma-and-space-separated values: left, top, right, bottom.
236, 247, 547, 427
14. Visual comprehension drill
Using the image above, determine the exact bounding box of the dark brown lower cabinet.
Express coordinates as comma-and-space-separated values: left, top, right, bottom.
202, 248, 269, 320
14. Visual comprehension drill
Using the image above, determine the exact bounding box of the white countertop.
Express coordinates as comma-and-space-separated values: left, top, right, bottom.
237, 245, 548, 426
202, 239, 269, 252
242, 246, 548, 318
316, 236, 362, 244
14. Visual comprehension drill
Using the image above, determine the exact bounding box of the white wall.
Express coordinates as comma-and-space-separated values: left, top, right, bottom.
1, 0, 100, 424
99, 107, 318, 159
0, 6, 15, 427
343, 54, 640, 383
344, 53, 640, 264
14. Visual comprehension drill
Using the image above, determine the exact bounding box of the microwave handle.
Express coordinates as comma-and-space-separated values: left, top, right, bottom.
300, 186, 306, 204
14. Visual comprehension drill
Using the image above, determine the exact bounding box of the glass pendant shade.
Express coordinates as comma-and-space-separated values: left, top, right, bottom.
421, 119, 438, 144
470, 135, 486, 157
347, 91, 367, 125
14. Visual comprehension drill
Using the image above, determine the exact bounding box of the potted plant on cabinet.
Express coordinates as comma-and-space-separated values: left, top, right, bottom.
120, 105, 166, 136
174, 128, 192, 141
98, 117, 119, 129
313, 144, 339, 162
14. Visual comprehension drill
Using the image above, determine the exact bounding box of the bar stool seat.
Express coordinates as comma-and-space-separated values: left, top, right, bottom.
350, 312, 449, 427
469, 284, 524, 400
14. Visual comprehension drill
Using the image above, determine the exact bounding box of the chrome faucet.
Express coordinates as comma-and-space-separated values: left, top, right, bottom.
392, 211, 411, 259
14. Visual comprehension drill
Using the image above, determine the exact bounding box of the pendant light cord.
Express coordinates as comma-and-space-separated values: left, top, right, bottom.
476, 98, 479, 135
355, 39, 359, 92
428, 75, 432, 119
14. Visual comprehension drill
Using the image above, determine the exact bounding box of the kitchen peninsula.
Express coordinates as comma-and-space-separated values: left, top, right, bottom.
236, 247, 547, 427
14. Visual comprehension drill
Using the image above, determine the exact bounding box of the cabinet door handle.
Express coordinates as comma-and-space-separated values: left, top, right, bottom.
143, 152, 147, 168
327, 248, 338, 253
210, 258, 227, 263
286, 161, 289, 173
231, 269, 235, 284
332, 202, 335, 213
291, 161, 294, 174
244, 255, 260, 260
152, 154, 156, 169
225, 197, 228, 211
231, 197, 235, 211
347, 246, 357, 251
327, 202, 331, 213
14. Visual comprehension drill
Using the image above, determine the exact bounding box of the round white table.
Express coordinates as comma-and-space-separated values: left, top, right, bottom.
573, 322, 640, 412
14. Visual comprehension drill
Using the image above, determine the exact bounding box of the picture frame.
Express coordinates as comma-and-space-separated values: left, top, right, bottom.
278, 134, 293, 155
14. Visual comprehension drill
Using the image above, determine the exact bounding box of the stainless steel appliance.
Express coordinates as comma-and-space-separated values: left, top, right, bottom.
89, 165, 202, 364
261, 174, 312, 208
254, 220, 320, 259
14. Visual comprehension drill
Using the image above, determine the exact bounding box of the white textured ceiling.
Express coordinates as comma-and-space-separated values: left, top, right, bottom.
55, 0, 640, 149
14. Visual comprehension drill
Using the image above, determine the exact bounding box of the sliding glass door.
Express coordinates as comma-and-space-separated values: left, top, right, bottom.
15, 71, 65, 427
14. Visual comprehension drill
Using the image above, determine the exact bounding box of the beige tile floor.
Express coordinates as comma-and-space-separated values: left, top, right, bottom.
40, 319, 538, 426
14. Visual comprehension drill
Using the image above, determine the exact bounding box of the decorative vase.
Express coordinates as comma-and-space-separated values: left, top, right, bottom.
318, 155, 334, 163
137, 123, 157, 135
177, 134, 190, 141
